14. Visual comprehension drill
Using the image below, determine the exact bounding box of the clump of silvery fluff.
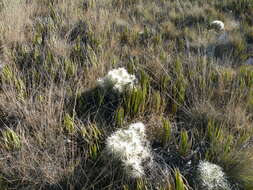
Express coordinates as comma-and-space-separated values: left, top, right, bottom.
210, 20, 225, 31
97, 67, 137, 93
105, 122, 153, 178
196, 161, 231, 190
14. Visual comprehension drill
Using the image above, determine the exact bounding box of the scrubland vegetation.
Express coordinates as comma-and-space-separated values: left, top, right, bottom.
0, 0, 253, 189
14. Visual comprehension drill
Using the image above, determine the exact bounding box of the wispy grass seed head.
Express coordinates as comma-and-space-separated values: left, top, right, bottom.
196, 161, 231, 190
105, 122, 152, 178
97, 67, 137, 93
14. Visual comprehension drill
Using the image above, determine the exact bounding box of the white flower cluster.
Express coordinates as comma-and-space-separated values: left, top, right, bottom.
97, 67, 137, 93
196, 161, 231, 190
105, 122, 152, 178
210, 20, 225, 31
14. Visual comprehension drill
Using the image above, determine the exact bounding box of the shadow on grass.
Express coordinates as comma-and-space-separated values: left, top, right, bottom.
40, 153, 130, 190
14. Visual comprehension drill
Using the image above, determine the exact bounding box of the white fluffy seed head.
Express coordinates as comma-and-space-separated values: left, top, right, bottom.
128, 122, 146, 138
97, 67, 137, 93
105, 122, 152, 178
210, 20, 225, 31
196, 161, 231, 190
123, 158, 145, 178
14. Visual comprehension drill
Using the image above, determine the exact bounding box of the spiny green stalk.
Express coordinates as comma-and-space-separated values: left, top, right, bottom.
174, 169, 188, 190
179, 129, 192, 157
162, 119, 172, 145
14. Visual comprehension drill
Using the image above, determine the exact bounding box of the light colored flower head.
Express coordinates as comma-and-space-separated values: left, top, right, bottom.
129, 122, 146, 138
210, 20, 225, 31
105, 122, 152, 178
97, 67, 137, 93
196, 161, 231, 190
123, 157, 145, 178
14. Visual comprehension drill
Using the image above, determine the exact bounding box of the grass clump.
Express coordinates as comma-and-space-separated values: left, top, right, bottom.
0, 0, 253, 189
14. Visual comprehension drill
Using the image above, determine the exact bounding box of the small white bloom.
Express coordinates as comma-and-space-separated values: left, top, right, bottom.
196, 161, 231, 190
210, 20, 225, 31
105, 122, 152, 178
97, 67, 137, 93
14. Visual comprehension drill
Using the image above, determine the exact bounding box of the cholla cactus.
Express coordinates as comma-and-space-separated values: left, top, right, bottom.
105, 122, 152, 178
97, 67, 137, 93
196, 161, 231, 190
210, 20, 225, 31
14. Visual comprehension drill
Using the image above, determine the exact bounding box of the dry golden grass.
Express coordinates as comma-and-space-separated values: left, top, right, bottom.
0, 0, 253, 189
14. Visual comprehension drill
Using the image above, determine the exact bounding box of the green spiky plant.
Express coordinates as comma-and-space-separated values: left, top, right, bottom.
178, 129, 192, 157
63, 113, 76, 134
1, 128, 21, 150
174, 169, 189, 190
